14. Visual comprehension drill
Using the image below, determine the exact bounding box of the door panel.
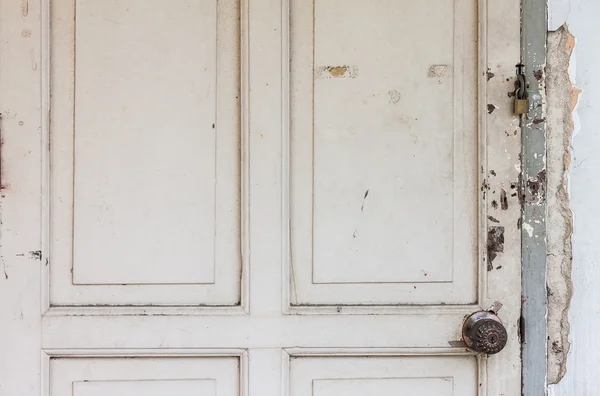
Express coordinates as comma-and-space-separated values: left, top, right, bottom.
0, 0, 522, 395
49, 0, 242, 305
290, 0, 478, 305
51, 357, 238, 396
290, 357, 477, 396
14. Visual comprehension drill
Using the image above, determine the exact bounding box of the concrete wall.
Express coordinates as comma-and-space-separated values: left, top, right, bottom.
548, 0, 600, 394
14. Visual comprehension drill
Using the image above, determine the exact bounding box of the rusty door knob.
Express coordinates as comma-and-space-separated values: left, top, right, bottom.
462, 311, 508, 355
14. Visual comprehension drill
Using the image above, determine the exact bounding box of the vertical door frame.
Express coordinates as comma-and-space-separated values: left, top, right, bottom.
521, 0, 549, 395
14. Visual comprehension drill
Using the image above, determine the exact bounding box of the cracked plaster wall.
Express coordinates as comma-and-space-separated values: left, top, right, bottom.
548, 1, 600, 394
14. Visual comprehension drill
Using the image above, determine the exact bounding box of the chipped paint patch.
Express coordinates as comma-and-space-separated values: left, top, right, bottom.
427, 64, 449, 78
21, 0, 28, 17
315, 65, 358, 79
522, 222, 534, 238
388, 90, 401, 104
526, 169, 547, 204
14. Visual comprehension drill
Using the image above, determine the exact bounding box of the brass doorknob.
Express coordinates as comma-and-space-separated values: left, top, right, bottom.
462, 311, 508, 355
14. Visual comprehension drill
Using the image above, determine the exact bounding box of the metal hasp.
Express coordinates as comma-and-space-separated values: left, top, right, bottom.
462, 311, 508, 355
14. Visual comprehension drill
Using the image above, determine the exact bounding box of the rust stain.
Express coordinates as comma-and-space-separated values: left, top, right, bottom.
487, 226, 505, 270
315, 65, 358, 79
329, 67, 347, 77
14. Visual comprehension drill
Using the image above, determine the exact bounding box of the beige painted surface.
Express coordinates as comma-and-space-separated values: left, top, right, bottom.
0, 1, 521, 395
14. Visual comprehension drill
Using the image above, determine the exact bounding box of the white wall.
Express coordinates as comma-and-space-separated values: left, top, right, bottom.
549, 0, 600, 394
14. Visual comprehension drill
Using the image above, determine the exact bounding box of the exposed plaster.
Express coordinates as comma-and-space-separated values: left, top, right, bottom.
546, 24, 579, 385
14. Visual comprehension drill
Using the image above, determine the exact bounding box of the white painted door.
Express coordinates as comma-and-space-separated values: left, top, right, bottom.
0, 0, 522, 395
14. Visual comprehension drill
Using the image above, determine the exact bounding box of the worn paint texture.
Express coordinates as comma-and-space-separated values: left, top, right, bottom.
545, 25, 577, 385
521, 1, 548, 395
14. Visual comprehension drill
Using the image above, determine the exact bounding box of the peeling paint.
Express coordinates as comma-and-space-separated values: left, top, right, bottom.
315, 65, 358, 79
526, 169, 547, 204
546, 24, 578, 385
427, 64, 449, 78
487, 226, 505, 271
21, 0, 28, 17
523, 222, 534, 238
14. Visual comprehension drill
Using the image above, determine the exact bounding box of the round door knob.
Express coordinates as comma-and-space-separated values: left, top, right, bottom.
462, 311, 508, 355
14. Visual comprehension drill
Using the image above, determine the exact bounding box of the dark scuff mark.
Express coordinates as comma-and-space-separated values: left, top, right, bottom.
486, 69, 495, 81
487, 215, 500, 223
533, 69, 543, 81
491, 200, 498, 209
518, 173, 526, 206
518, 316, 525, 345
500, 189, 509, 210
29, 250, 42, 260
533, 117, 546, 124
360, 189, 370, 212
487, 104, 496, 114
481, 179, 490, 200
490, 170, 497, 176
496, 266, 503, 270
517, 217, 522, 230
552, 340, 564, 354
487, 226, 505, 270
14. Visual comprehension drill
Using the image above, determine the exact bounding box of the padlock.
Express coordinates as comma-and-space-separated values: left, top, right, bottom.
514, 98, 529, 115
513, 66, 528, 115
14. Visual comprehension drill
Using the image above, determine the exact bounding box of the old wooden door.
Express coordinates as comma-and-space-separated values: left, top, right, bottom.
0, 0, 522, 395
